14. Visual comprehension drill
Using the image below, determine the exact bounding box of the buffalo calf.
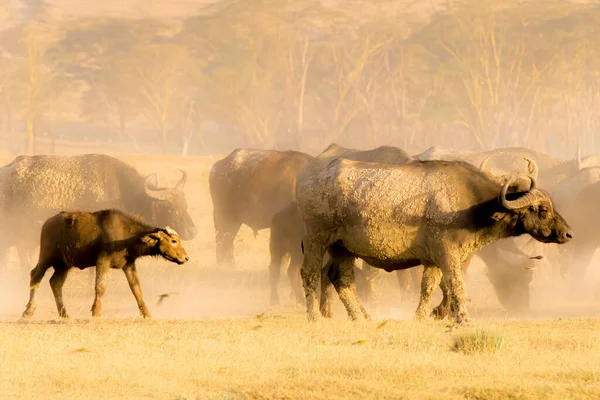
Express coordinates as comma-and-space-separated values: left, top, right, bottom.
22, 209, 189, 319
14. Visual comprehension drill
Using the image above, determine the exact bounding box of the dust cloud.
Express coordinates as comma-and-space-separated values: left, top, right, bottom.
1, 0, 600, 323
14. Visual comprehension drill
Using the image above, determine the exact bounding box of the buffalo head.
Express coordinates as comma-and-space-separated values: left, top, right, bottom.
499, 175, 573, 245
142, 226, 189, 265
143, 170, 197, 240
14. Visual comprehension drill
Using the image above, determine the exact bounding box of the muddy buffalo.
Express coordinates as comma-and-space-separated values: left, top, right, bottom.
22, 209, 189, 319
295, 158, 572, 324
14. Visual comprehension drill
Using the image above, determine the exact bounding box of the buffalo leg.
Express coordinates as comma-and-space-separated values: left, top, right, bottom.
414, 266, 442, 321
328, 245, 366, 321
432, 256, 471, 320
91, 262, 111, 317
300, 237, 326, 322
287, 251, 304, 306
49, 266, 70, 318
396, 269, 412, 301
319, 259, 336, 318
22, 261, 52, 318
123, 264, 151, 318
214, 213, 241, 267
268, 233, 287, 306
439, 256, 471, 325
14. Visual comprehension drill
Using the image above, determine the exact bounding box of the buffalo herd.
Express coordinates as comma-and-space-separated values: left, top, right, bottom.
1, 143, 599, 324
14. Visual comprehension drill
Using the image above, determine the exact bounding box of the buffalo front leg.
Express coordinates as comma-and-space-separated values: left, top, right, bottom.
439, 256, 471, 325
432, 255, 471, 320
301, 238, 326, 322
414, 266, 442, 321
91, 262, 111, 317
22, 262, 52, 318
49, 267, 71, 318
123, 264, 151, 318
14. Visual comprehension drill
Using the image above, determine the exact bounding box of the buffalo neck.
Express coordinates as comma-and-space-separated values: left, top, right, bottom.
471, 199, 522, 249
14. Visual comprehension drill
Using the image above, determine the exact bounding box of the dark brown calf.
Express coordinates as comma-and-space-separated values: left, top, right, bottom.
22, 209, 189, 319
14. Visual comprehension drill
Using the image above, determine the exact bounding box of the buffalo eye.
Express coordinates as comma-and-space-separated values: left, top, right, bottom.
171, 239, 178, 244
539, 206, 549, 219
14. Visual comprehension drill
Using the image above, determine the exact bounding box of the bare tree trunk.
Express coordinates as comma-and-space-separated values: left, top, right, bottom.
160, 117, 167, 154
25, 91, 36, 155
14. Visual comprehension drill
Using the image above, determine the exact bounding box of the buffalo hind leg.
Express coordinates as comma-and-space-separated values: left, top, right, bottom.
328, 245, 367, 321
22, 261, 52, 318
214, 213, 241, 268
414, 266, 442, 321
300, 237, 326, 322
268, 231, 288, 306
287, 250, 304, 306
49, 266, 71, 318
319, 258, 336, 318
123, 264, 151, 318
91, 261, 111, 317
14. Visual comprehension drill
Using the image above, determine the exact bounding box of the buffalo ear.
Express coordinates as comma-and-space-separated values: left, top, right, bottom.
142, 232, 161, 246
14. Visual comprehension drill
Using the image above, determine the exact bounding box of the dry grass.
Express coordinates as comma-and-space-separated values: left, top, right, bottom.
2, 317, 600, 399
1, 152, 600, 399
451, 327, 505, 355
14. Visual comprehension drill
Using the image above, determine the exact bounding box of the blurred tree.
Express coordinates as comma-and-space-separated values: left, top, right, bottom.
17, 15, 62, 154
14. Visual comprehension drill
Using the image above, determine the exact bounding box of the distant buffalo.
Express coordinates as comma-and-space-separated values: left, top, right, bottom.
0, 154, 197, 272
209, 148, 312, 267
22, 209, 189, 319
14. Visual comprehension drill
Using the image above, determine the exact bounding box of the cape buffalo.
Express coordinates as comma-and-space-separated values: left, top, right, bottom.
295, 158, 572, 324
0, 154, 196, 272
22, 209, 189, 319
272, 145, 541, 316
209, 148, 313, 267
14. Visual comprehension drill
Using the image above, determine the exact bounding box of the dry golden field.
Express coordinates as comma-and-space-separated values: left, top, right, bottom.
1, 153, 600, 399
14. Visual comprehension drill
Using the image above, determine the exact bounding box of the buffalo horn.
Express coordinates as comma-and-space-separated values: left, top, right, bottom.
500, 174, 539, 210
175, 169, 188, 191
144, 173, 170, 200
479, 157, 491, 175
524, 158, 538, 180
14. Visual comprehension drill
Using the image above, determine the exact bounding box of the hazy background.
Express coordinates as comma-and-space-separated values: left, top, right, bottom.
1, 0, 600, 322
0, 0, 598, 158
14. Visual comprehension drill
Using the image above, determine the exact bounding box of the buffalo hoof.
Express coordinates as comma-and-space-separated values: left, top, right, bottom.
319, 305, 333, 318
359, 305, 372, 320
451, 312, 472, 326
22, 307, 35, 319
348, 312, 366, 321
431, 305, 450, 320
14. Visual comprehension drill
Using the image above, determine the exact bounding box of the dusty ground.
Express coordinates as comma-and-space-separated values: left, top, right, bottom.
1, 153, 600, 399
